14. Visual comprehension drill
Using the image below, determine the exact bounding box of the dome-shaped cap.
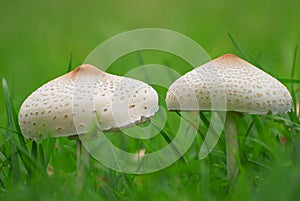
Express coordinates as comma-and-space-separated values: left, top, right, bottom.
166, 54, 292, 114
19, 64, 159, 138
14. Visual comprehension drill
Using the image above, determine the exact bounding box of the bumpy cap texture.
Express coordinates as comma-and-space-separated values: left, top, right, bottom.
19, 64, 159, 138
166, 54, 292, 114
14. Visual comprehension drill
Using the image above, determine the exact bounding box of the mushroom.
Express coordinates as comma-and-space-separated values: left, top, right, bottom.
18, 64, 159, 171
166, 54, 292, 179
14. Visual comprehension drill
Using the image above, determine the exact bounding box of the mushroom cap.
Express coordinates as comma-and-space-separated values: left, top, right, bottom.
166, 54, 292, 114
19, 64, 159, 138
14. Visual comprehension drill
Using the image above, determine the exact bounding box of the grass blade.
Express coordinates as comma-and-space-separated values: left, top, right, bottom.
2, 78, 33, 178
228, 33, 273, 73
287, 45, 300, 131
290, 45, 298, 113
0, 125, 19, 135
199, 112, 210, 128
38, 143, 45, 169
243, 120, 255, 145
248, 54, 275, 76
2, 79, 28, 150
14, 143, 45, 175
67, 52, 73, 73
278, 78, 300, 84
44, 138, 56, 167
228, 33, 249, 60
2, 78, 21, 184
176, 111, 206, 140
9, 142, 20, 184
152, 122, 188, 164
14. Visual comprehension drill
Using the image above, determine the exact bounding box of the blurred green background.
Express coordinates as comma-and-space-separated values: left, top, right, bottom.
1, 0, 300, 123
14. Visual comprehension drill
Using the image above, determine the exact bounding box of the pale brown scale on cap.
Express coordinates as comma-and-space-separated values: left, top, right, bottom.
18, 64, 159, 139
166, 54, 292, 114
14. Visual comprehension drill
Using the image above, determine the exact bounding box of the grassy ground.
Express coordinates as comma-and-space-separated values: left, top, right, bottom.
1, 0, 300, 200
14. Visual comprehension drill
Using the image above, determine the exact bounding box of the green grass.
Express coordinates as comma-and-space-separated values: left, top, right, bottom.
1, 0, 300, 200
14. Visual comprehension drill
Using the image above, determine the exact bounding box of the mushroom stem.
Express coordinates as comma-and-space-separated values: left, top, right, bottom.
76, 139, 90, 171
76, 139, 90, 191
224, 111, 239, 179
76, 139, 81, 170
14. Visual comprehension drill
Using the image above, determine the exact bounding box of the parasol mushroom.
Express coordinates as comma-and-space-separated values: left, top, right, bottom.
166, 54, 292, 179
18, 64, 159, 172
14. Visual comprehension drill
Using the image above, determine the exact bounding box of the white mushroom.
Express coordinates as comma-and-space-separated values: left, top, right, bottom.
18, 64, 159, 179
166, 53, 292, 178
166, 54, 292, 114
19, 64, 159, 139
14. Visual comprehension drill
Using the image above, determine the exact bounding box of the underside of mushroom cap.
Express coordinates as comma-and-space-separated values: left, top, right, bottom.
166, 54, 292, 114
19, 64, 159, 139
